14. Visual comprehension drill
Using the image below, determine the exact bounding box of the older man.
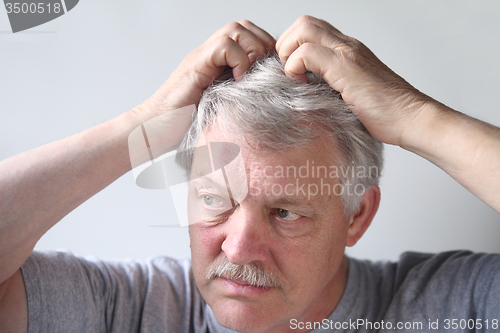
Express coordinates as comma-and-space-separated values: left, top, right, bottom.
1, 16, 499, 332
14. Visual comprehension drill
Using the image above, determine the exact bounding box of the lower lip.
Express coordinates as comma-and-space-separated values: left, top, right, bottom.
220, 278, 275, 298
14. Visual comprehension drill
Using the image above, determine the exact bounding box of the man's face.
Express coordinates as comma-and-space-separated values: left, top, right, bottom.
188, 125, 351, 333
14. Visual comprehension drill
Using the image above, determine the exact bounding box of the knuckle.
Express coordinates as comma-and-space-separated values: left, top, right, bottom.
286, 42, 313, 61
220, 35, 235, 45
338, 42, 353, 51
226, 21, 243, 31
299, 42, 315, 53
219, 36, 236, 51
210, 36, 235, 55
298, 21, 319, 35
238, 19, 253, 27
252, 41, 266, 54
331, 38, 355, 53
297, 15, 315, 24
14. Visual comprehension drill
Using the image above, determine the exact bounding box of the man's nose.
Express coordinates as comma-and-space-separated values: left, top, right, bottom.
221, 207, 270, 266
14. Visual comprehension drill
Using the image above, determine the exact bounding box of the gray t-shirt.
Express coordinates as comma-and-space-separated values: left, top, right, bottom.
21, 250, 500, 332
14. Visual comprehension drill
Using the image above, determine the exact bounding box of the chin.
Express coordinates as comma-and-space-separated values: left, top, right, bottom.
212, 299, 285, 333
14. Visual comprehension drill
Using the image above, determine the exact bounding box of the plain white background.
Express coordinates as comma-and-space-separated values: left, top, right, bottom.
1, 0, 499, 262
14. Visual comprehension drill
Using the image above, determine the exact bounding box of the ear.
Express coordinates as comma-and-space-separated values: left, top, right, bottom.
346, 186, 381, 247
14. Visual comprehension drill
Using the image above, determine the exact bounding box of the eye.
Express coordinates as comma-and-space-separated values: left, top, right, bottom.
203, 195, 224, 208
276, 208, 301, 221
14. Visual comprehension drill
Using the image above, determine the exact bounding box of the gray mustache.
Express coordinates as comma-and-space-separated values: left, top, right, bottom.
206, 257, 283, 289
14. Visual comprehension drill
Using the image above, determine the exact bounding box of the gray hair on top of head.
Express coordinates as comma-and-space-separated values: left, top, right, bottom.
179, 54, 383, 216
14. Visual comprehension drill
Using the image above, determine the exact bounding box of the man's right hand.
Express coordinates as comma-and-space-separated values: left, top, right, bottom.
127, 20, 275, 168
131, 20, 275, 149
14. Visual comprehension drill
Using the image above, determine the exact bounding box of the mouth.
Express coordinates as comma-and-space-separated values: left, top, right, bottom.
219, 277, 276, 298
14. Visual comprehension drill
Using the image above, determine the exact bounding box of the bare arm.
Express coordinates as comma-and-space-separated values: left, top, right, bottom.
402, 101, 500, 211
276, 15, 500, 213
0, 110, 141, 284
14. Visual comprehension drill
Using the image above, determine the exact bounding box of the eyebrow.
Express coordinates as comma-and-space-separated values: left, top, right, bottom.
189, 167, 213, 181
191, 177, 227, 192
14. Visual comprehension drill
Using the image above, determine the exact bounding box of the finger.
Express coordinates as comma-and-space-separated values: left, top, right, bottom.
276, 16, 305, 52
208, 22, 267, 65
207, 35, 251, 80
284, 43, 348, 92
277, 21, 346, 64
238, 19, 276, 54
276, 15, 344, 54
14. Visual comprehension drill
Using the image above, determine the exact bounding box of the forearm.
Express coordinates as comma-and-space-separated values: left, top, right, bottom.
401, 101, 500, 212
0, 109, 145, 282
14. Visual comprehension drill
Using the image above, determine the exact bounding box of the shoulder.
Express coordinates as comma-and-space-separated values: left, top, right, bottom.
394, 250, 500, 290
22, 250, 198, 302
366, 251, 500, 324
21, 251, 204, 332
22, 250, 193, 279
352, 250, 500, 288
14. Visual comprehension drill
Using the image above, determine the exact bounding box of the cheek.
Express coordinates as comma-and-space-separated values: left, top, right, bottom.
189, 226, 227, 300
189, 225, 225, 260
277, 219, 348, 284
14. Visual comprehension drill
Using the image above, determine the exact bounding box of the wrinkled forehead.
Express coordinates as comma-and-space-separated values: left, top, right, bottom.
191, 125, 341, 185
189, 142, 242, 178
199, 122, 339, 168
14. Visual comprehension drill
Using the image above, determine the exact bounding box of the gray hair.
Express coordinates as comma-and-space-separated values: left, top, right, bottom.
179, 54, 383, 216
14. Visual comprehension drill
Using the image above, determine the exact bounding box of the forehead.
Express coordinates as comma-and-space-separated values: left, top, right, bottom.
202, 124, 340, 173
